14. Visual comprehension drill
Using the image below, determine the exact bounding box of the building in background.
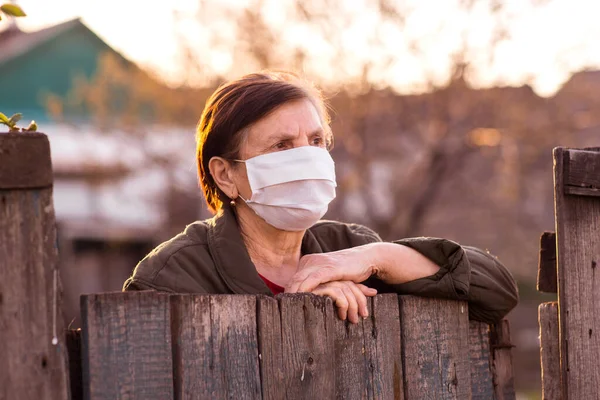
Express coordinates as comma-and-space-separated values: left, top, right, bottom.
0, 18, 203, 326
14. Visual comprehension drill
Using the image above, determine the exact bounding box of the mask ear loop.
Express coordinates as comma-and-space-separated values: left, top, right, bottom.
227, 158, 248, 206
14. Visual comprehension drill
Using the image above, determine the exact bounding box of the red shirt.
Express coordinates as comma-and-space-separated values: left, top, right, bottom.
259, 274, 285, 295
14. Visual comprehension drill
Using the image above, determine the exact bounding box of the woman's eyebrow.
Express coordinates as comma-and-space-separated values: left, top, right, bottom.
265, 128, 325, 143
308, 128, 325, 138
267, 131, 297, 141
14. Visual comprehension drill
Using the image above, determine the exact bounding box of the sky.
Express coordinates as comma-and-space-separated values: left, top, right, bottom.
10, 0, 600, 96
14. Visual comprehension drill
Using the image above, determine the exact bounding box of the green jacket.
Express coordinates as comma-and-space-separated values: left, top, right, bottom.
123, 205, 518, 323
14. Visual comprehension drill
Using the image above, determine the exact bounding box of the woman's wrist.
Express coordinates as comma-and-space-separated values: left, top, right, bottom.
363, 242, 395, 281
364, 242, 440, 285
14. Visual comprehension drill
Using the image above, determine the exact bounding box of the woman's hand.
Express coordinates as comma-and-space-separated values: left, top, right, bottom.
310, 280, 377, 323
286, 245, 379, 294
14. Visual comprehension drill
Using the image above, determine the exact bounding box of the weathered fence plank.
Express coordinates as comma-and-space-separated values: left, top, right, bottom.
490, 320, 516, 400
67, 329, 83, 400
539, 302, 560, 400
81, 292, 173, 400
257, 294, 336, 400
333, 294, 403, 400
537, 231, 557, 293
563, 147, 600, 197
0, 132, 53, 189
363, 294, 404, 400
0, 132, 69, 400
256, 296, 293, 400
257, 295, 286, 400
399, 296, 471, 400
553, 147, 600, 399
170, 295, 261, 400
469, 321, 494, 400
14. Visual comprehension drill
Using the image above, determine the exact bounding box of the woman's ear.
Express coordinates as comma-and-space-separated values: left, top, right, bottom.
208, 156, 238, 199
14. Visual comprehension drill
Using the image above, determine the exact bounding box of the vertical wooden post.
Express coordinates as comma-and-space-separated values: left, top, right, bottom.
538, 302, 560, 400
66, 329, 83, 400
170, 294, 261, 400
81, 292, 174, 400
537, 232, 557, 293
399, 296, 471, 400
553, 147, 600, 399
332, 294, 404, 400
0, 132, 69, 399
257, 294, 336, 400
490, 320, 516, 400
469, 321, 494, 400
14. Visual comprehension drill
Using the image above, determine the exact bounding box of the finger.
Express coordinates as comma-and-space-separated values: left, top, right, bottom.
356, 284, 378, 297
348, 283, 369, 319
341, 284, 359, 324
313, 286, 348, 321
333, 288, 349, 321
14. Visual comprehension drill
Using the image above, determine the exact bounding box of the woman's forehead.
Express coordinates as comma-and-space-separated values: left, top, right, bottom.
246, 99, 324, 144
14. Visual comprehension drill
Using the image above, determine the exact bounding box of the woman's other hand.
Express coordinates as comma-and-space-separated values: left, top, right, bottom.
286, 245, 378, 294
310, 280, 377, 323
286, 242, 440, 293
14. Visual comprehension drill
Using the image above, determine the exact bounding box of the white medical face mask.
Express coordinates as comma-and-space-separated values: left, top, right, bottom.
235, 146, 337, 231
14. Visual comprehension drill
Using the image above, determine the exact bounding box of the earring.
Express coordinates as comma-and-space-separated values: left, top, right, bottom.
230, 192, 236, 207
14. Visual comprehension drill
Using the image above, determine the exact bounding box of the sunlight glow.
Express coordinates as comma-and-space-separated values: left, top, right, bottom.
11, 0, 600, 96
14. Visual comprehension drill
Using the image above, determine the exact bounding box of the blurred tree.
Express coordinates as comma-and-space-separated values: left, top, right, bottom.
169, 0, 560, 239
52, 0, 579, 257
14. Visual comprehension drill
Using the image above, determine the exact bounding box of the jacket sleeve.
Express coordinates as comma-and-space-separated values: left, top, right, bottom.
343, 225, 519, 323
122, 276, 177, 292
122, 244, 212, 294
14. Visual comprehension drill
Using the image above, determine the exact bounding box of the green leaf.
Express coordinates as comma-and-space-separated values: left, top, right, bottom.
0, 112, 8, 124
0, 4, 26, 17
26, 121, 38, 132
8, 113, 22, 126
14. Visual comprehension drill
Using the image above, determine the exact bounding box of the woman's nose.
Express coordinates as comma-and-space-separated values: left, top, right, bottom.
292, 138, 310, 148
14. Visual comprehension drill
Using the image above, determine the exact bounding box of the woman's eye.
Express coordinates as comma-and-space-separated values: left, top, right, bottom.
312, 137, 324, 146
274, 142, 289, 150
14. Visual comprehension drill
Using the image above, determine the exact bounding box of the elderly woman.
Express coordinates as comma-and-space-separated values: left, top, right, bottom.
124, 71, 518, 324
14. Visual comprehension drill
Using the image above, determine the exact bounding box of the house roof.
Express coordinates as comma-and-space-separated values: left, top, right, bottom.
0, 18, 85, 66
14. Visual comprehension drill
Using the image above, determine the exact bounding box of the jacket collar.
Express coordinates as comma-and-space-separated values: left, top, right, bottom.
206, 204, 324, 294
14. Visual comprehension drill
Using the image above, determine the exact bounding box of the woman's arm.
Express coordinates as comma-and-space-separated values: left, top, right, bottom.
366, 242, 441, 284
286, 236, 519, 323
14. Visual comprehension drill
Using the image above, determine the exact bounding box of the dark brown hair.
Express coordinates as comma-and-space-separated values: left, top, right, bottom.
196, 71, 331, 214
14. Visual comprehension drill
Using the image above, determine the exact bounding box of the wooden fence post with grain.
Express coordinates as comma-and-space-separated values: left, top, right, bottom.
536, 147, 600, 400
554, 147, 600, 399
0, 132, 70, 400
76, 292, 515, 400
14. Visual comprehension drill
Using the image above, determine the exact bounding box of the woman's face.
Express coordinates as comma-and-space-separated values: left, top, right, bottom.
239, 98, 327, 158
231, 98, 328, 199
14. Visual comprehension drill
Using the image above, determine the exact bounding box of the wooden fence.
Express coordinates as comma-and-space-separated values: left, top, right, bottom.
65, 292, 515, 400
1, 131, 516, 399
0, 132, 69, 400
537, 147, 600, 400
